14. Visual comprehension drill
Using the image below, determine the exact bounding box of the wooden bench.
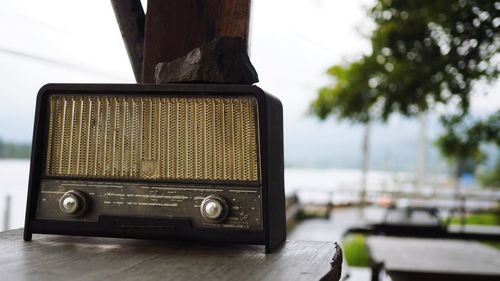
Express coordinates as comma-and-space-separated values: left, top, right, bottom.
0, 229, 342, 281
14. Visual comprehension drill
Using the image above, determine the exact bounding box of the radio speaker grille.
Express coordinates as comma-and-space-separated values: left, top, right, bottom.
45, 95, 260, 182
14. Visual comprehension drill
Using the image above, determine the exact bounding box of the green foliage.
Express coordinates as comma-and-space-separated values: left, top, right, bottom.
342, 234, 370, 267
311, 0, 499, 122
483, 241, 500, 250
312, 58, 379, 123
435, 111, 500, 164
449, 212, 500, 226
478, 161, 500, 187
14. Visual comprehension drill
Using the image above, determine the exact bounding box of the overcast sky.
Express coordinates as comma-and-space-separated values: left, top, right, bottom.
0, 0, 498, 169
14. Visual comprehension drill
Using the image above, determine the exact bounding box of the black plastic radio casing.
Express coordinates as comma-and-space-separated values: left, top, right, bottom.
23, 83, 285, 253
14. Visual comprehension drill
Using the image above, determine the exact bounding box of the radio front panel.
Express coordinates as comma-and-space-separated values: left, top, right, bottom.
37, 180, 262, 230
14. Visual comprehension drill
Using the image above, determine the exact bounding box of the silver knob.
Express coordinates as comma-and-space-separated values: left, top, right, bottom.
62, 196, 78, 213
59, 190, 88, 217
200, 195, 228, 223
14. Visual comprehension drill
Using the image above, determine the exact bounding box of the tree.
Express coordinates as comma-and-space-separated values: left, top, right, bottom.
435, 110, 500, 187
312, 0, 498, 120
311, 0, 500, 194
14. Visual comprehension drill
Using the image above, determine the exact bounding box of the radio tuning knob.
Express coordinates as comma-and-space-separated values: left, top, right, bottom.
200, 195, 229, 223
59, 190, 89, 217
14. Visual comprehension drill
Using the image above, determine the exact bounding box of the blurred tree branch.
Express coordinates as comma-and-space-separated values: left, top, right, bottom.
312, 0, 498, 122
436, 111, 500, 163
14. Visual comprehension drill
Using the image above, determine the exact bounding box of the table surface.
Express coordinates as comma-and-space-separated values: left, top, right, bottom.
367, 236, 500, 276
0, 229, 340, 281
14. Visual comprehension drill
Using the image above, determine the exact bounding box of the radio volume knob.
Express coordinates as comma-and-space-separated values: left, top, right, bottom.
200, 195, 228, 223
59, 190, 89, 217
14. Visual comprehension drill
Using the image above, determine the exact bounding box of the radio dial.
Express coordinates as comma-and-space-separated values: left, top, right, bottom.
200, 195, 228, 223
59, 190, 89, 217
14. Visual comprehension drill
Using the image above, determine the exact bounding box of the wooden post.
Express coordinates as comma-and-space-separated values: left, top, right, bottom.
2, 195, 10, 231
110, 0, 145, 82
111, 0, 252, 83
141, 0, 252, 83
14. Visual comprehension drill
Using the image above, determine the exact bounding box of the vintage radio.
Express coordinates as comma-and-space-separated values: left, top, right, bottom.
24, 83, 285, 253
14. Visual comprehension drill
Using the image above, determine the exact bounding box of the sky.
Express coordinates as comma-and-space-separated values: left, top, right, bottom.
0, 0, 498, 171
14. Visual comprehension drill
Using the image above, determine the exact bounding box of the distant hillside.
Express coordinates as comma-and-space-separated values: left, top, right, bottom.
0, 139, 30, 158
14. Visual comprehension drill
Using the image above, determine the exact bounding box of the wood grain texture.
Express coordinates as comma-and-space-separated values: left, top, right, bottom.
142, 0, 251, 83
0, 229, 340, 281
110, 0, 145, 82
367, 236, 500, 280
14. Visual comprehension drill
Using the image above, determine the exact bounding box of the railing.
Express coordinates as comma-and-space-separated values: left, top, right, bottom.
290, 186, 500, 205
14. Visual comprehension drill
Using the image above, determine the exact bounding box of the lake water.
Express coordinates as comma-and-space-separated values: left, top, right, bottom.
0, 160, 30, 230
0, 159, 418, 231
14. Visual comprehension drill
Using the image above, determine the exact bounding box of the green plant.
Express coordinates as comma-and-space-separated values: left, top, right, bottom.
435, 112, 500, 181
449, 212, 500, 226
478, 160, 500, 187
482, 241, 500, 250
342, 234, 370, 267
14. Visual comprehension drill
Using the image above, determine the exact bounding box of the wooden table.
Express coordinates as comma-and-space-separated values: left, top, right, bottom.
366, 236, 500, 281
0, 229, 341, 281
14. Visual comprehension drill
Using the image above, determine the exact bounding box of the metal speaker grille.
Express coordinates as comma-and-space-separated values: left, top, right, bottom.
45, 95, 260, 182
